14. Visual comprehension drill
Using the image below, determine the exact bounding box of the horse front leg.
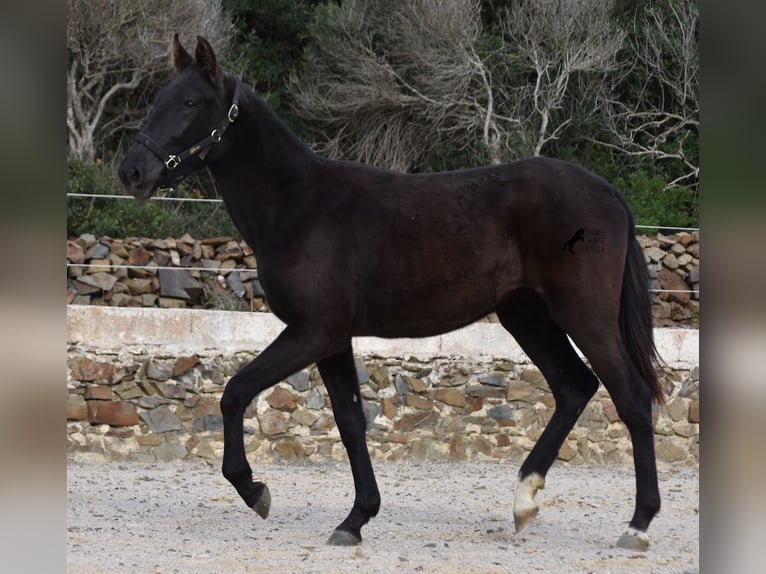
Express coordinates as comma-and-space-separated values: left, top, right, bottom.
220, 325, 344, 518
318, 347, 381, 546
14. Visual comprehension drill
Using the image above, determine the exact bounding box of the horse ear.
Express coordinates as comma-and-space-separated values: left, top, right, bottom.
171, 34, 193, 74
194, 36, 221, 84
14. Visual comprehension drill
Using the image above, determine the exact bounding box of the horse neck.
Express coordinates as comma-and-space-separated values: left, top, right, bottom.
207, 78, 319, 245
213, 78, 315, 187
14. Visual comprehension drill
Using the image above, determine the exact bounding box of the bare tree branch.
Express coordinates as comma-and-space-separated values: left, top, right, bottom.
501, 0, 625, 156
595, 0, 699, 191
66, 0, 233, 161
291, 0, 504, 171
291, 0, 625, 169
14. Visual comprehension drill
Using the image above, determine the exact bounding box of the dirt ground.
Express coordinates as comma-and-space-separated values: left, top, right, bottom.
67, 460, 698, 573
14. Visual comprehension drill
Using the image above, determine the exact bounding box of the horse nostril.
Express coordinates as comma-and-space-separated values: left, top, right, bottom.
119, 164, 143, 187
118, 162, 140, 188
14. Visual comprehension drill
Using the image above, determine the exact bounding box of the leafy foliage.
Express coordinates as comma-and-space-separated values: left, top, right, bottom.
223, 0, 322, 126
614, 170, 697, 232
67, 154, 238, 239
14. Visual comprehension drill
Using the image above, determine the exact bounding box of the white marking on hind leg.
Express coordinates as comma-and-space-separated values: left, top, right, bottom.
513, 472, 545, 532
616, 526, 650, 551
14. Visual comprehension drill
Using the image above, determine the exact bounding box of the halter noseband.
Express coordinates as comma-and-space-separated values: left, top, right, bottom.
135, 80, 242, 174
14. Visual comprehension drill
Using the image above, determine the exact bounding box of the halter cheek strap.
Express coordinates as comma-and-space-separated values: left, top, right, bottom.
135, 80, 241, 171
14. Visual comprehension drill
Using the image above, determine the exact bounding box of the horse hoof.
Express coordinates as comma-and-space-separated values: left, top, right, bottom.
513, 506, 539, 533
616, 528, 650, 551
513, 472, 544, 533
326, 529, 362, 546
250, 484, 271, 519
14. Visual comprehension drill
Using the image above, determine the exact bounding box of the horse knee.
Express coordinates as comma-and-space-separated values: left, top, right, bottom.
220, 389, 236, 415
220, 379, 248, 415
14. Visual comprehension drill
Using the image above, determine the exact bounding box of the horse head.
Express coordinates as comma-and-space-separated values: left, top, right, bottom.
118, 35, 239, 199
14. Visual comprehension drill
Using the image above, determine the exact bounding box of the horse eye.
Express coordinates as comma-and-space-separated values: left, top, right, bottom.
183, 98, 195, 109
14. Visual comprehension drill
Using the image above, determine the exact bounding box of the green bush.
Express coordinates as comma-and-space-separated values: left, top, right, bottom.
613, 169, 698, 233
67, 154, 239, 239
553, 142, 698, 233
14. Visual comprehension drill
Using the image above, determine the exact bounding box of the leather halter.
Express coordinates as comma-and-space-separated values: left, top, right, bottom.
135, 80, 241, 173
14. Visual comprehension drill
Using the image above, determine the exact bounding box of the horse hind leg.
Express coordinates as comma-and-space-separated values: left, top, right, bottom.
593, 349, 659, 551
496, 289, 600, 533
553, 312, 660, 550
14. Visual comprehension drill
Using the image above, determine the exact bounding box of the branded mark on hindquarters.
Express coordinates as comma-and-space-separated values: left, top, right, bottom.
563, 228, 606, 254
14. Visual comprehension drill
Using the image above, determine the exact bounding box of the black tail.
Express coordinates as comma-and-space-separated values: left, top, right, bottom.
618, 204, 666, 404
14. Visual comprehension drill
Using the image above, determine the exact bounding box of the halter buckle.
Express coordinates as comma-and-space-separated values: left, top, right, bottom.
164, 155, 180, 170
228, 103, 239, 123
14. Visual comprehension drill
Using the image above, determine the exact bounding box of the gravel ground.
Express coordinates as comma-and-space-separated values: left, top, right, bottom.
67, 460, 698, 573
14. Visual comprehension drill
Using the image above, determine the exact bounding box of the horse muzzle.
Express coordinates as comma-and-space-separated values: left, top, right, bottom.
118, 150, 174, 200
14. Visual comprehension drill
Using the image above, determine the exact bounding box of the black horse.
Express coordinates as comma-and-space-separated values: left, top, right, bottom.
119, 35, 664, 551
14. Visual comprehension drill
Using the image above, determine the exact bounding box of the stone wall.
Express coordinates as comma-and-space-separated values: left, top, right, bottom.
638, 232, 700, 326
67, 307, 699, 466
66, 230, 700, 327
